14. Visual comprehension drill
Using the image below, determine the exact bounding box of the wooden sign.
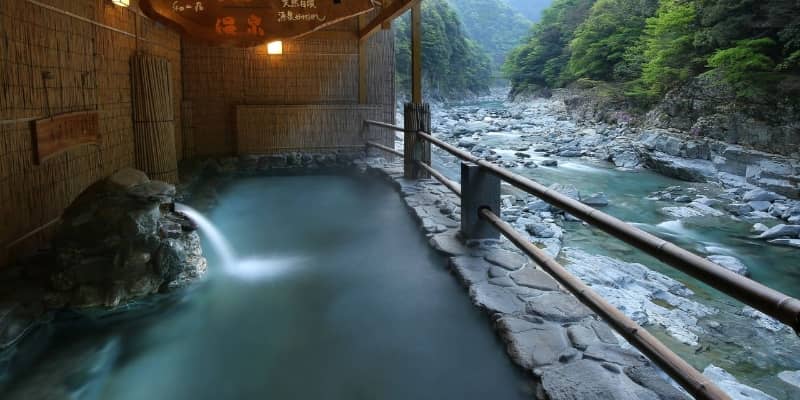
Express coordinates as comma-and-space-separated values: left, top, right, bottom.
140, 0, 377, 47
33, 111, 99, 164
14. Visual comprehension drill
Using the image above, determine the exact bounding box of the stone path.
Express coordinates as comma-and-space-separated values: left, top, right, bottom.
363, 158, 689, 400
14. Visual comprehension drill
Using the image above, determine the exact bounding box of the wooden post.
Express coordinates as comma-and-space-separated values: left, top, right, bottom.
411, 2, 422, 104
403, 102, 431, 179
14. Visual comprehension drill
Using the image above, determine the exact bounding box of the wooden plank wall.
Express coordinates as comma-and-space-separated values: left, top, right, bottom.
0, 0, 182, 266
182, 17, 396, 156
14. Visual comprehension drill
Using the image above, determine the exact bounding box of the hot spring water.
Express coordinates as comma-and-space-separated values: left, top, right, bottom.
1, 174, 530, 400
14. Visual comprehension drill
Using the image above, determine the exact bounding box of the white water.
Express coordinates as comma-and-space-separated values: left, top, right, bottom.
175, 203, 302, 282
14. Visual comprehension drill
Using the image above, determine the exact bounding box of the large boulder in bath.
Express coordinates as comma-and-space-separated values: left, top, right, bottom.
50, 169, 207, 308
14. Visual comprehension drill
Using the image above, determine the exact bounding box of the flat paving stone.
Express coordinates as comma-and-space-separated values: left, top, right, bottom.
526, 292, 594, 322
567, 322, 600, 351
592, 320, 619, 345
450, 256, 490, 286
489, 266, 509, 278
510, 267, 559, 291
583, 343, 649, 367
625, 365, 689, 400
484, 249, 528, 271
500, 321, 570, 369
429, 232, 471, 256
469, 281, 525, 315
541, 359, 661, 400
488, 277, 516, 287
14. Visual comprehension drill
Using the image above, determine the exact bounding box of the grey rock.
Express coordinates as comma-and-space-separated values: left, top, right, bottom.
558, 149, 583, 157
469, 282, 526, 315
526, 222, 556, 238
510, 267, 559, 291
500, 321, 570, 369
107, 168, 149, 190
641, 152, 716, 182
748, 201, 772, 212
549, 183, 581, 201
582, 192, 610, 207
612, 151, 642, 169
751, 223, 770, 233
484, 249, 527, 271
757, 224, 800, 240
743, 189, 785, 203
539, 159, 558, 167
526, 292, 593, 322
584, 344, 649, 366
489, 277, 517, 287
489, 266, 508, 278
449, 256, 490, 286
778, 370, 800, 390
768, 238, 800, 248
625, 365, 690, 400
725, 203, 753, 216
707, 255, 750, 276
567, 322, 600, 350
429, 232, 470, 256
703, 364, 777, 400
541, 359, 661, 400
127, 181, 176, 204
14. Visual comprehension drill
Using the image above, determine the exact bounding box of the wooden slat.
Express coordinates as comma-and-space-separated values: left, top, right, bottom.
359, 0, 419, 41
411, 2, 422, 103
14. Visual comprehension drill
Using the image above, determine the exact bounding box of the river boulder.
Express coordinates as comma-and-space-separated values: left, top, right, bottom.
757, 224, 800, 240
707, 255, 750, 276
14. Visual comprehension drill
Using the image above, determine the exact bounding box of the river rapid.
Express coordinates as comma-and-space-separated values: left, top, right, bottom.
407, 92, 800, 399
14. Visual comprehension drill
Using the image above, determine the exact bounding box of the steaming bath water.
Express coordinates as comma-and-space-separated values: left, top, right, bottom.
175, 204, 302, 281
1, 174, 530, 400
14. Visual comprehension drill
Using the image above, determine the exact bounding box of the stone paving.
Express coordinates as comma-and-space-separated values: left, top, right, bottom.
362, 157, 689, 399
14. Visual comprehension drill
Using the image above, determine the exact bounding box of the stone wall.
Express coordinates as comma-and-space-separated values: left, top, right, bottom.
0, 0, 183, 267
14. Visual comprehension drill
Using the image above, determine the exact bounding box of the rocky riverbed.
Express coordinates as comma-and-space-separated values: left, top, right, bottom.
395, 90, 800, 399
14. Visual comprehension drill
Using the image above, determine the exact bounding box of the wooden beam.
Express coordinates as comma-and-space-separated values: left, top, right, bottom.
358, 15, 368, 104
359, 0, 418, 41
411, 2, 422, 104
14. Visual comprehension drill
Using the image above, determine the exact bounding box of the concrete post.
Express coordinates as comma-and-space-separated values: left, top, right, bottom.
460, 162, 500, 240
403, 102, 431, 179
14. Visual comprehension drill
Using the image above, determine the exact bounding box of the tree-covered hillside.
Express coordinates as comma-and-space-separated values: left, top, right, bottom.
506, 0, 555, 22
449, 0, 533, 72
504, 0, 800, 103
395, 0, 493, 100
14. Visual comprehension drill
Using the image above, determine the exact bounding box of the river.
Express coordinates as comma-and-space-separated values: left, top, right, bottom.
422, 94, 800, 399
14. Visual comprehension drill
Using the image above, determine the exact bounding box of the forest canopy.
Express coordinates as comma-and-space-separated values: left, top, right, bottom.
504, 0, 800, 102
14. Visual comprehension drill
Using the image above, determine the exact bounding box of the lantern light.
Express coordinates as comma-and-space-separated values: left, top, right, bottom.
267, 41, 283, 55
111, 0, 130, 6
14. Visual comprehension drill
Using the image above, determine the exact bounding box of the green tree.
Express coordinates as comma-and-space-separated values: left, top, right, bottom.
503, 0, 596, 93
708, 38, 777, 97
394, 0, 493, 99
638, 0, 699, 97
449, 0, 533, 74
567, 0, 659, 82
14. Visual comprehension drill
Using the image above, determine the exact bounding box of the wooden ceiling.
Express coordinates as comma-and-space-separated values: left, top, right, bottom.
141, 0, 377, 47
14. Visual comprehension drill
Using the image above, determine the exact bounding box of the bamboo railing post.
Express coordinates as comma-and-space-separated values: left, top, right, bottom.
403, 102, 430, 179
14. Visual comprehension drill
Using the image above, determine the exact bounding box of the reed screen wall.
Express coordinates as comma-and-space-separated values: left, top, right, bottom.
182, 18, 396, 156
0, 0, 182, 266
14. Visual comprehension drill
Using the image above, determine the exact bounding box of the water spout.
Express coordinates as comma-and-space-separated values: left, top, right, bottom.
175, 203, 237, 269
175, 203, 303, 281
